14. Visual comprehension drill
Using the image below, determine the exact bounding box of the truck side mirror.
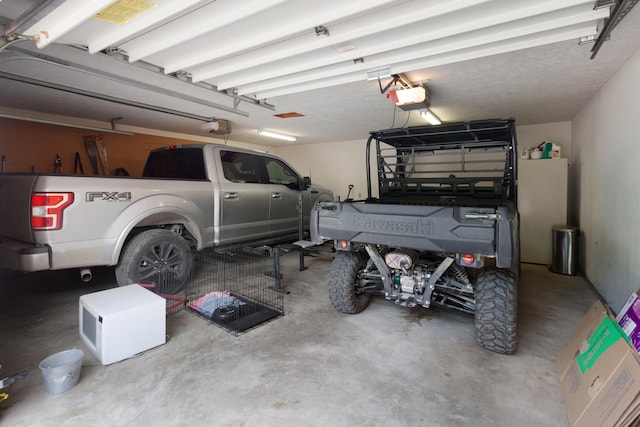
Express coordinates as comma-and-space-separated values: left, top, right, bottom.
302, 176, 312, 190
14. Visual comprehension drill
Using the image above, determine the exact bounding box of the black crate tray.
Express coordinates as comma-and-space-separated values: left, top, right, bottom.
187, 294, 282, 335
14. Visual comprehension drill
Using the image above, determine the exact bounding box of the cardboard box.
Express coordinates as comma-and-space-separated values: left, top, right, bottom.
557, 300, 640, 427
616, 290, 640, 353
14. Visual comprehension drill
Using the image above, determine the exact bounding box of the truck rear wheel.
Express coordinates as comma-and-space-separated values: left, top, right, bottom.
115, 229, 193, 294
474, 267, 518, 354
328, 251, 370, 314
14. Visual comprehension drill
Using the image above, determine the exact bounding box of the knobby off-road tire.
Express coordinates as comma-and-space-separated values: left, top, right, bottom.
115, 229, 193, 295
328, 251, 370, 314
474, 267, 518, 354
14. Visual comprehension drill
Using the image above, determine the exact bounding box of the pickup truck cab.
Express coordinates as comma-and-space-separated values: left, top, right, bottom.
0, 144, 333, 292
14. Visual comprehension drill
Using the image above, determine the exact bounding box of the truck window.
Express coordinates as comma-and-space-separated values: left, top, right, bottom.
143, 147, 206, 179
263, 158, 299, 188
220, 150, 261, 183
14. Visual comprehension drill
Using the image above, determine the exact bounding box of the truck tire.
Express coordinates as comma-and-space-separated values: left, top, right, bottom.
328, 251, 370, 314
474, 268, 518, 354
115, 229, 193, 294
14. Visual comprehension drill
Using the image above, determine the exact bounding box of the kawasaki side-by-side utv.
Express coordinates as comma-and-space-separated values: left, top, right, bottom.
309, 119, 520, 354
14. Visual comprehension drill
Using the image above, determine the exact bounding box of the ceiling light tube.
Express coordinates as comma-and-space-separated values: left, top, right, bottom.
420, 110, 442, 125
258, 129, 296, 142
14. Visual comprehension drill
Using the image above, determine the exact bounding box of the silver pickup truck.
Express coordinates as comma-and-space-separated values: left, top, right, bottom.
0, 144, 333, 292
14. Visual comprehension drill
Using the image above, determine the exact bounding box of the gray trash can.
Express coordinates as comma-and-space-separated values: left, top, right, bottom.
551, 226, 578, 275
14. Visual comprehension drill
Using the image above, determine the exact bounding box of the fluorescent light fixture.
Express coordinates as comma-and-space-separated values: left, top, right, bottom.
258, 129, 296, 142
420, 109, 442, 125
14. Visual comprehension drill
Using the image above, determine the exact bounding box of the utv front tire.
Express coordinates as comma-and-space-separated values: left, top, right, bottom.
115, 229, 193, 294
474, 267, 518, 354
328, 251, 370, 314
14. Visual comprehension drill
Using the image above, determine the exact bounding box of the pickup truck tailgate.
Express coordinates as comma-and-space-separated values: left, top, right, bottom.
0, 174, 37, 242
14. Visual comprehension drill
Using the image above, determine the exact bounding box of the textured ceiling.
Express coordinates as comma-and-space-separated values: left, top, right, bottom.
0, 0, 639, 146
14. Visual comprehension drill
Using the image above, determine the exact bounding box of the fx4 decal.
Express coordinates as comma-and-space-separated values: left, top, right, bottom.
85, 192, 132, 202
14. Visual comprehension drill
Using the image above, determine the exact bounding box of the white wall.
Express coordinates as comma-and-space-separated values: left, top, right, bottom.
276, 122, 572, 203
274, 139, 374, 201
572, 48, 640, 312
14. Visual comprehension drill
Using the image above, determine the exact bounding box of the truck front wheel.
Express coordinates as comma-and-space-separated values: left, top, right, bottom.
474, 267, 518, 354
115, 229, 193, 294
328, 251, 370, 314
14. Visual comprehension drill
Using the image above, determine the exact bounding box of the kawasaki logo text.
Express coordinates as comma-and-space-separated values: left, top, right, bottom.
354, 216, 433, 235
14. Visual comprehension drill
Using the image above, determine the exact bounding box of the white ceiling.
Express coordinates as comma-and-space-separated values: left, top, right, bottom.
0, 0, 639, 146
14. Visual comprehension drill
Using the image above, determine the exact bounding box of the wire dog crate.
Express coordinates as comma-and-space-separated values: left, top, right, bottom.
182, 248, 284, 335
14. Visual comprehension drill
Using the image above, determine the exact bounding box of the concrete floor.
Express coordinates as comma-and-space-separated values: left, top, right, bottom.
0, 254, 597, 427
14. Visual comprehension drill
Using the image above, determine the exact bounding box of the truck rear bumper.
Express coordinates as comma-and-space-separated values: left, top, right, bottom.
0, 238, 50, 272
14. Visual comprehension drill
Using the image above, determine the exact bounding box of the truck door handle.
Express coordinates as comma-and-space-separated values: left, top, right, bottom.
271, 192, 282, 199
224, 192, 239, 200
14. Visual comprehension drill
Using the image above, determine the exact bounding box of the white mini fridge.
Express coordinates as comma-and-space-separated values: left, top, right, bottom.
518, 158, 569, 265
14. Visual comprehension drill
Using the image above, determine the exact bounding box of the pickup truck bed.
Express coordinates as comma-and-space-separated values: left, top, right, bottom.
0, 173, 215, 272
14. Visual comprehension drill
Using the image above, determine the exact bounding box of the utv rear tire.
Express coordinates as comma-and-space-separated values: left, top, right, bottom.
474, 267, 518, 354
328, 251, 370, 314
116, 229, 193, 294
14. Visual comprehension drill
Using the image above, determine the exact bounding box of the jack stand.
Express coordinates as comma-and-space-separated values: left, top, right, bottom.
252, 245, 290, 294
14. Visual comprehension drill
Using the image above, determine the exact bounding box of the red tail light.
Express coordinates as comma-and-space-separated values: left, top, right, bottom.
337, 240, 350, 250
31, 192, 74, 230
461, 254, 475, 265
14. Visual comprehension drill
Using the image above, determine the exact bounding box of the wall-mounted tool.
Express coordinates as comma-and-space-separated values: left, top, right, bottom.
74, 152, 84, 174
84, 136, 99, 174
53, 154, 63, 173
